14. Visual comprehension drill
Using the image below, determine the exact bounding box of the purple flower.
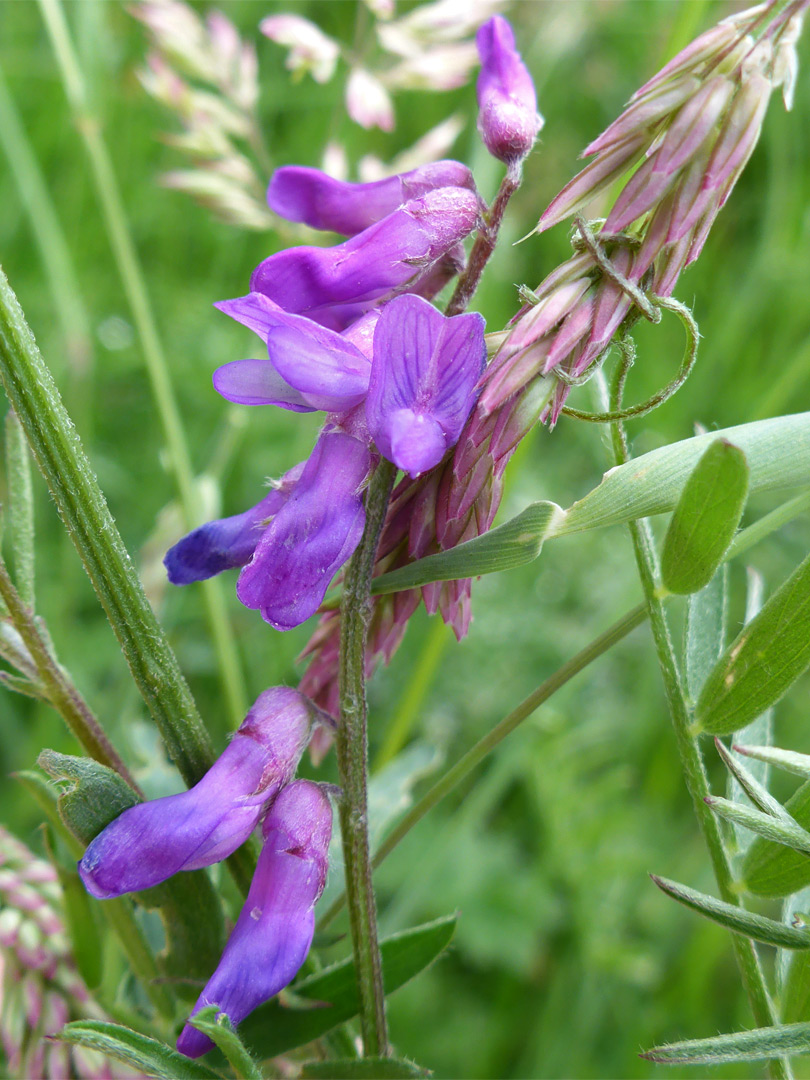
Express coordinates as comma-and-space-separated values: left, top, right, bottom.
476, 16, 542, 166
236, 431, 371, 631
366, 294, 486, 477
78, 688, 317, 899
250, 187, 480, 330
267, 160, 476, 236
176, 779, 332, 1059
164, 462, 303, 584
213, 293, 374, 413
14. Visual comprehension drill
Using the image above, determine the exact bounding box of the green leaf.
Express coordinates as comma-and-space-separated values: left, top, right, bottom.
240, 914, 457, 1059
4, 408, 35, 609
714, 739, 788, 823
642, 1023, 810, 1064
694, 550, 810, 736
370, 502, 559, 596
187, 1006, 261, 1080
660, 440, 749, 595
706, 796, 810, 853
55, 1021, 220, 1079
369, 413, 810, 597
559, 412, 810, 537
301, 1058, 430, 1079
650, 875, 810, 948
743, 782, 810, 898
736, 745, 810, 781
684, 568, 727, 703
38, 750, 224, 989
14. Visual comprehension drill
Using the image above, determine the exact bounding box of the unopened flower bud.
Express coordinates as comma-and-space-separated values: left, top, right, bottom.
475, 16, 542, 165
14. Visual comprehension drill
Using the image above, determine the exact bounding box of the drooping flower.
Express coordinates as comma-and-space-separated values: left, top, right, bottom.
236, 431, 372, 631
475, 15, 542, 166
78, 688, 317, 898
176, 779, 332, 1059
267, 159, 476, 236
250, 186, 481, 330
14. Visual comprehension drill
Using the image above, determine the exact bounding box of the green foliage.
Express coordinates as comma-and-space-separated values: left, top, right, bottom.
240, 915, 457, 1058
660, 440, 749, 595
186, 1007, 262, 1080
650, 875, 810, 949
695, 550, 810, 735
55, 1021, 221, 1079
643, 1023, 810, 1065
301, 1058, 430, 1079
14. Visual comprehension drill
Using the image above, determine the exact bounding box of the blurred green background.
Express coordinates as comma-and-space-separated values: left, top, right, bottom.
1, 1, 809, 1076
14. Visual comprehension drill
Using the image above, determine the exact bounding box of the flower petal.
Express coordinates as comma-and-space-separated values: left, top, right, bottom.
250, 188, 480, 330
366, 294, 486, 476
237, 432, 371, 630
213, 359, 315, 410
78, 689, 316, 899
164, 476, 300, 585
176, 781, 332, 1058
267, 160, 475, 236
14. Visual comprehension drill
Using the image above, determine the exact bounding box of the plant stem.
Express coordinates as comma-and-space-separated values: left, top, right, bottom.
446, 166, 521, 317
336, 457, 396, 1057
609, 351, 789, 1080
38, 0, 247, 728
0, 557, 141, 794
320, 599, 648, 930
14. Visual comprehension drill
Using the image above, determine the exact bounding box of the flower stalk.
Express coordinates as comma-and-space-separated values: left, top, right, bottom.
336, 457, 397, 1057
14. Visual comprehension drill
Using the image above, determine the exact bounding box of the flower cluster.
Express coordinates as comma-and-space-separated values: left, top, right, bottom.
298, 1, 806, 721
164, 163, 487, 629
78, 687, 333, 1057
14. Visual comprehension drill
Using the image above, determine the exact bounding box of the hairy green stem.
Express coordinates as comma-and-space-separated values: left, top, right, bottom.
610, 348, 789, 1080
0, 557, 141, 794
337, 458, 396, 1057
38, 0, 247, 727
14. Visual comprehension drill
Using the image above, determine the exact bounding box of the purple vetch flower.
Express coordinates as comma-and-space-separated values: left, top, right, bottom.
366, 294, 486, 477
267, 160, 476, 236
475, 16, 542, 166
237, 431, 371, 631
177, 779, 332, 1059
250, 186, 481, 330
78, 688, 317, 899
214, 292, 485, 479
164, 462, 303, 584
213, 294, 375, 414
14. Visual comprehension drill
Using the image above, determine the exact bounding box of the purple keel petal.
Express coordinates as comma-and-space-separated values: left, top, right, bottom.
366, 294, 486, 476
177, 780, 332, 1059
267, 160, 476, 235
164, 476, 300, 585
237, 432, 371, 630
78, 688, 317, 898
